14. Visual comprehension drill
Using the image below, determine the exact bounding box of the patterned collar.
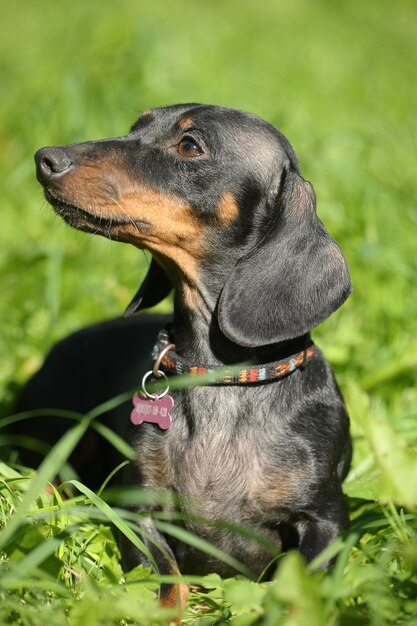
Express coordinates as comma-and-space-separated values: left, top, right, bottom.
152, 327, 315, 386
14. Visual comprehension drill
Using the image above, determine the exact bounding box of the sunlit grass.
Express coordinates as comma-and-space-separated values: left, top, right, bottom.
1, 446, 416, 625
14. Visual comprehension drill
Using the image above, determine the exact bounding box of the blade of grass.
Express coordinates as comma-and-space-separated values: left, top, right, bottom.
154, 519, 253, 577
0, 408, 85, 429
152, 510, 281, 556
0, 577, 71, 596
85, 362, 255, 422
308, 535, 347, 572
97, 461, 130, 496
147, 361, 253, 394
65, 479, 158, 573
90, 421, 135, 460
1, 535, 63, 584
321, 531, 360, 604
0, 416, 89, 549
86, 391, 133, 420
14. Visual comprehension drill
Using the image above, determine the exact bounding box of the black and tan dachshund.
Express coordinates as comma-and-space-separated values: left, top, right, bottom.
18, 104, 352, 611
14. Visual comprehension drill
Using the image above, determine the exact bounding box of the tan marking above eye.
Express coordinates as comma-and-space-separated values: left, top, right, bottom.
177, 117, 193, 129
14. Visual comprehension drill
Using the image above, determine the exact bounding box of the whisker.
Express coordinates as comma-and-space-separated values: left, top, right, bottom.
107, 217, 113, 240
110, 196, 142, 237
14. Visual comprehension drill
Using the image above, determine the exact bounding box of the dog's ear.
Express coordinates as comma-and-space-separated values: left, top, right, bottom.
218, 169, 351, 347
124, 258, 173, 316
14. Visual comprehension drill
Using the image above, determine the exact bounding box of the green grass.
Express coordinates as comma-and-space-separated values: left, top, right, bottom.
1, 0, 417, 624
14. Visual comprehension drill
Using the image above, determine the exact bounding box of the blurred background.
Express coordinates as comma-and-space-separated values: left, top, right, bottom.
1, 0, 416, 457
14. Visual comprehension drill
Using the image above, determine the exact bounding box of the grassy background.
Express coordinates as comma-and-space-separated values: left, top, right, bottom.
1, 0, 417, 624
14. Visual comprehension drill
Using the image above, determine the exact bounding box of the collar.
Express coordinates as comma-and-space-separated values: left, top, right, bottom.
152, 327, 315, 386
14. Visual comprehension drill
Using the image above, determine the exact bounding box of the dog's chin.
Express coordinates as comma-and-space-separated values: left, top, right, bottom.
44, 190, 149, 239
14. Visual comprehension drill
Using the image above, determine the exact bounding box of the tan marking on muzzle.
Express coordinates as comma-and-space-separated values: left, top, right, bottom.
115, 187, 207, 282
51, 155, 208, 286
54, 155, 133, 210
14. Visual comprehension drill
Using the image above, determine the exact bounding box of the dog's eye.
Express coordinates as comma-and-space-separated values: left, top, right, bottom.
177, 137, 203, 158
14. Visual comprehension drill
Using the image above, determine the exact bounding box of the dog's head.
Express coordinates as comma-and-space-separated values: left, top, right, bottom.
35, 104, 351, 346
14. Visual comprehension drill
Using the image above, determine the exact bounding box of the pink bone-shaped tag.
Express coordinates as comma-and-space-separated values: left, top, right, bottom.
130, 392, 174, 430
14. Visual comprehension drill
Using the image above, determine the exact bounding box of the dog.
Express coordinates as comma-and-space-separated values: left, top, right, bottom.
19, 104, 352, 612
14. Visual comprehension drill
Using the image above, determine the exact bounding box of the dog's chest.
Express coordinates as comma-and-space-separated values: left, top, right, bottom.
134, 385, 305, 521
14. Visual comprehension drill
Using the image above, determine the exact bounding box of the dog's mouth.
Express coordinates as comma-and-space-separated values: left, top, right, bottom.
44, 189, 150, 236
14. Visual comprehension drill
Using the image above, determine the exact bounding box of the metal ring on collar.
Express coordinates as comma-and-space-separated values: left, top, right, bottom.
142, 370, 170, 400
153, 343, 176, 378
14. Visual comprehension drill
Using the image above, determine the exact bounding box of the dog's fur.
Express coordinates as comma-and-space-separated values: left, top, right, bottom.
18, 104, 351, 602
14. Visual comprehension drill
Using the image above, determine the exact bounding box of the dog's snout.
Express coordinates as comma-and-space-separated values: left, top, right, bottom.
35, 146, 73, 184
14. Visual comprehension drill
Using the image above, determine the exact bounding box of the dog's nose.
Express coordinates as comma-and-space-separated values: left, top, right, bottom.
34, 146, 73, 184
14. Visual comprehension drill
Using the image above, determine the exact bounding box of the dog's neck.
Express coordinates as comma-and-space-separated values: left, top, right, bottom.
171, 289, 309, 368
